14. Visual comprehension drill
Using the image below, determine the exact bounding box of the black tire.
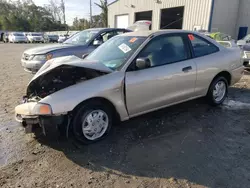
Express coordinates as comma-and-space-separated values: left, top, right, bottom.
72, 101, 113, 144
206, 76, 228, 106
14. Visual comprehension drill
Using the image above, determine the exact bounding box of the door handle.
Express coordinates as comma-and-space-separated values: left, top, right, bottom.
182, 66, 192, 72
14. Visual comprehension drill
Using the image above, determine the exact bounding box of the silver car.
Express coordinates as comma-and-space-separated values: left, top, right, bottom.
15, 30, 244, 144
237, 34, 250, 47
240, 45, 250, 69
8, 32, 28, 43
26, 33, 44, 43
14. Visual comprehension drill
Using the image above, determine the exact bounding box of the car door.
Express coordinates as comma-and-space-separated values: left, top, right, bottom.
187, 34, 221, 96
125, 33, 197, 116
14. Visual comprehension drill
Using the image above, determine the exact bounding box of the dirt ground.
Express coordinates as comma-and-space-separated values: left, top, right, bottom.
0, 43, 250, 188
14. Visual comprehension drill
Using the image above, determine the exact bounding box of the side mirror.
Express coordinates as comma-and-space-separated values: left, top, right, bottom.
93, 39, 103, 46
136, 57, 151, 70
82, 53, 89, 59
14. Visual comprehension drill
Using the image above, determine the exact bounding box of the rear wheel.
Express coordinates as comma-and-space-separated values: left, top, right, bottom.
207, 76, 228, 106
72, 102, 113, 144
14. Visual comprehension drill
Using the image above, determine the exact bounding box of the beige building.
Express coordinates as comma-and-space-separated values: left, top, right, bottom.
108, 0, 250, 39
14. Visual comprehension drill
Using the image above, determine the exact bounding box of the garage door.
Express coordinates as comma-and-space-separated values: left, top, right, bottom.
115, 15, 129, 28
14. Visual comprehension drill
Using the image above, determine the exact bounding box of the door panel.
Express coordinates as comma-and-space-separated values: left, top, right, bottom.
188, 34, 222, 96
125, 59, 196, 116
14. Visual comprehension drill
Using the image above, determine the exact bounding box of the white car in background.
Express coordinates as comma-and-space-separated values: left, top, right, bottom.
8, 32, 28, 43
58, 34, 69, 43
27, 33, 44, 43
127, 20, 152, 31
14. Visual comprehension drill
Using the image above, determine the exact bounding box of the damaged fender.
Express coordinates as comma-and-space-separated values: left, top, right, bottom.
39, 71, 129, 120
22, 55, 129, 121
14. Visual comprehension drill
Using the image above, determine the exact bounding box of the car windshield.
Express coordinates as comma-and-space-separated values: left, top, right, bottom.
86, 35, 147, 70
13, 33, 24, 36
31, 33, 42, 36
64, 30, 99, 45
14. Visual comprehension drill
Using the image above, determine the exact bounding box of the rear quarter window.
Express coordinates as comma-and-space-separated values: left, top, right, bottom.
189, 34, 219, 58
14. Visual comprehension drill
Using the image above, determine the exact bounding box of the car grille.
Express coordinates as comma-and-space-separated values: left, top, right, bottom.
244, 52, 250, 58
23, 53, 30, 60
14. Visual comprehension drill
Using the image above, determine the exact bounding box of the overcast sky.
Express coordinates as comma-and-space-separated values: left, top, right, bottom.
32, 0, 115, 25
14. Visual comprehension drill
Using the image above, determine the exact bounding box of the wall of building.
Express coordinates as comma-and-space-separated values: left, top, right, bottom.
236, 0, 250, 37
108, 0, 213, 31
211, 0, 240, 38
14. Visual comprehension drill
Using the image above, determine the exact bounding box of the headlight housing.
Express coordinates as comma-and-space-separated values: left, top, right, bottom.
33, 54, 53, 61
33, 103, 52, 115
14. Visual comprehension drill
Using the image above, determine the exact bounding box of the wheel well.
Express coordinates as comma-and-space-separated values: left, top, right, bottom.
72, 97, 121, 121
213, 71, 231, 85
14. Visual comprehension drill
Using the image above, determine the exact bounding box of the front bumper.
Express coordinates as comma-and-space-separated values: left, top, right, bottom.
14, 39, 27, 43
15, 102, 65, 135
21, 59, 46, 73
15, 102, 38, 122
49, 39, 58, 42
30, 38, 44, 42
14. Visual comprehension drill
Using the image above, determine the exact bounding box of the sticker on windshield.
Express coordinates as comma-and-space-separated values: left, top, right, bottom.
129, 37, 138, 43
118, 43, 131, 53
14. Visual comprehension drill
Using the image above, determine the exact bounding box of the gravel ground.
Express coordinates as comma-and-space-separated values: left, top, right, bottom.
0, 43, 250, 188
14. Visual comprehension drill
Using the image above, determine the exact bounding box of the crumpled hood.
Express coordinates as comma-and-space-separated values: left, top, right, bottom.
30, 55, 113, 84
24, 43, 79, 55
26, 55, 113, 98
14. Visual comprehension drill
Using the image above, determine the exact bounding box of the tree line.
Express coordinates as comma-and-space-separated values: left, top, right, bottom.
0, 0, 108, 32
0, 0, 67, 32
70, 0, 108, 30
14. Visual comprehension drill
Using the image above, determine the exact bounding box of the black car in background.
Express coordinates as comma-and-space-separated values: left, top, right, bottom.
44, 34, 59, 43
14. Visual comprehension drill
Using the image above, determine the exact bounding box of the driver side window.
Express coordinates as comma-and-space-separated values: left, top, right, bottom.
92, 31, 117, 46
135, 35, 189, 69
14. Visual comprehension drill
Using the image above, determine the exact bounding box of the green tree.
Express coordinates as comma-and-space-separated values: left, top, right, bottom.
94, 0, 108, 27
0, 0, 68, 32
92, 15, 104, 28
71, 17, 90, 30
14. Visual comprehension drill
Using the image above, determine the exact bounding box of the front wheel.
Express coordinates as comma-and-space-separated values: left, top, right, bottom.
72, 102, 113, 144
207, 76, 228, 106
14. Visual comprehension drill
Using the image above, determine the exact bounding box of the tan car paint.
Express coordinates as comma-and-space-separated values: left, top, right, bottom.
15, 30, 244, 122
15, 102, 37, 116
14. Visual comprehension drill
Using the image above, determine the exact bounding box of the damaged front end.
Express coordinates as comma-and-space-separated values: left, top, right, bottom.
15, 99, 64, 135
15, 56, 112, 136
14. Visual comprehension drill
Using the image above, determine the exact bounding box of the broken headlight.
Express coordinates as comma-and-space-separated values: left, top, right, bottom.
33, 103, 52, 115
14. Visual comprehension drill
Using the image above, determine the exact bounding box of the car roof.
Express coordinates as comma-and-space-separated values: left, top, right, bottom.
121, 29, 198, 37
84, 28, 127, 32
